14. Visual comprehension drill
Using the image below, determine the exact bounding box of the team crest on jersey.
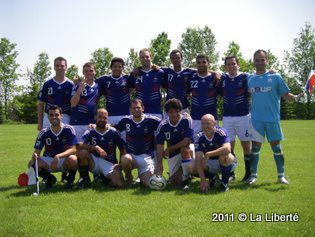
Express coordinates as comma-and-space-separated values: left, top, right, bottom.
209, 82, 213, 89
62, 137, 67, 144
144, 127, 149, 134
153, 77, 158, 82
268, 77, 273, 82
108, 140, 114, 147
202, 143, 206, 148
238, 81, 243, 87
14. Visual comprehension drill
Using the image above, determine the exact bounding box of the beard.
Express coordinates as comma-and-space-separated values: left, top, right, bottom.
97, 121, 106, 129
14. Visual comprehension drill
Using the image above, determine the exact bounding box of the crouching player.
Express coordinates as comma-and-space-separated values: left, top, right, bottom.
195, 114, 237, 192
28, 105, 78, 189
155, 98, 194, 189
116, 99, 161, 187
76, 108, 126, 188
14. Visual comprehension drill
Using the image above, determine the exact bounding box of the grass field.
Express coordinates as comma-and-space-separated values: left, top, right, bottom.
0, 121, 314, 237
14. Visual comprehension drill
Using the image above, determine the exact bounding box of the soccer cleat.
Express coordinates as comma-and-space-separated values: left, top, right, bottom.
241, 173, 251, 182
229, 171, 236, 182
278, 177, 289, 185
77, 178, 91, 189
45, 175, 57, 189
65, 182, 74, 189
219, 183, 229, 192
246, 176, 257, 185
181, 177, 192, 190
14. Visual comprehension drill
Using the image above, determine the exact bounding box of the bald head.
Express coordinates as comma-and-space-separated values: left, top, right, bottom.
96, 109, 108, 129
201, 114, 216, 133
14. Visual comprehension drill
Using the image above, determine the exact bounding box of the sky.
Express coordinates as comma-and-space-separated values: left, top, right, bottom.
0, 0, 314, 82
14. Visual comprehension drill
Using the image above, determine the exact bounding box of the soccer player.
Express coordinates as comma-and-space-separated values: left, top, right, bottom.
188, 54, 219, 135
28, 105, 78, 189
161, 49, 196, 114
129, 48, 166, 118
247, 50, 300, 185
70, 62, 99, 141
195, 114, 237, 192
116, 99, 161, 187
155, 98, 194, 189
219, 56, 251, 181
37, 57, 74, 131
97, 57, 131, 125
76, 108, 126, 188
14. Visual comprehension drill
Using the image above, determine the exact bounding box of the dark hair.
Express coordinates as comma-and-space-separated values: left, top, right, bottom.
170, 49, 183, 58
110, 57, 125, 68
164, 98, 182, 112
83, 62, 96, 71
130, 98, 144, 107
54, 57, 67, 66
224, 56, 239, 65
253, 49, 268, 59
196, 54, 209, 62
48, 105, 62, 114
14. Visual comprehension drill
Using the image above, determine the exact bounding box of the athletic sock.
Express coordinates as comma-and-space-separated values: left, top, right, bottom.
272, 144, 285, 178
67, 169, 77, 183
78, 165, 90, 182
220, 164, 232, 185
244, 154, 250, 175
250, 144, 261, 178
38, 169, 51, 180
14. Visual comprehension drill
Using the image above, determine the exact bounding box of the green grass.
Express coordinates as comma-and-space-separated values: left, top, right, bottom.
0, 121, 314, 237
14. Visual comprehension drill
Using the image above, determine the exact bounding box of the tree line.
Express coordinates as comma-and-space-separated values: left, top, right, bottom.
0, 23, 314, 124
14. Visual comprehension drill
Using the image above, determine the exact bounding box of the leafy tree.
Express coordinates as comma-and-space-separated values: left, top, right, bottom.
32, 52, 51, 88
125, 48, 140, 73
0, 38, 19, 121
91, 48, 113, 77
66, 64, 79, 80
179, 26, 219, 69
149, 32, 171, 66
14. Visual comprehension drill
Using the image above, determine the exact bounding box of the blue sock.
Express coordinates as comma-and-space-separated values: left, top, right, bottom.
272, 144, 285, 178
250, 144, 261, 178
220, 164, 232, 185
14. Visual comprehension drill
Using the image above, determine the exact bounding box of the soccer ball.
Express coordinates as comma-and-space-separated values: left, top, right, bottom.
149, 175, 167, 190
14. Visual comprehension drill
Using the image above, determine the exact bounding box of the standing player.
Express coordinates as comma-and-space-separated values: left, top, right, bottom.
76, 109, 126, 188
188, 54, 219, 135
219, 56, 251, 181
70, 62, 99, 141
129, 48, 166, 118
247, 50, 300, 185
162, 49, 196, 114
195, 114, 237, 192
116, 99, 161, 187
155, 99, 194, 189
37, 57, 74, 131
28, 105, 78, 189
97, 57, 131, 125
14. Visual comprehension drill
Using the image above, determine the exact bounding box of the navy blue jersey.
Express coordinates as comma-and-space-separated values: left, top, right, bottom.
115, 115, 161, 155
195, 127, 230, 159
34, 124, 77, 157
155, 114, 194, 157
82, 127, 125, 164
70, 82, 99, 125
219, 73, 249, 117
129, 69, 166, 114
188, 73, 219, 120
162, 67, 196, 109
97, 75, 131, 116
38, 78, 74, 115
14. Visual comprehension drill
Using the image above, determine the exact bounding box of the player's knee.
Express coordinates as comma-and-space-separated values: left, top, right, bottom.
77, 149, 90, 163
271, 144, 282, 155
180, 147, 192, 160
120, 154, 132, 167
66, 155, 78, 169
241, 141, 251, 154
110, 172, 124, 188
251, 144, 261, 155
219, 153, 234, 166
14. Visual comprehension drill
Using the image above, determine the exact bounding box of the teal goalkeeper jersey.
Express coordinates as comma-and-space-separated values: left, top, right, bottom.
247, 72, 290, 122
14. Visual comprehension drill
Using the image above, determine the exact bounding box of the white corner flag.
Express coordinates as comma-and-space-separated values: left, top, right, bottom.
18, 159, 40, 195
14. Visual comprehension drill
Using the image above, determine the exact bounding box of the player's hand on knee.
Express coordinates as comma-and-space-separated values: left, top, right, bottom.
155, 164, 163, 176
51, 156, 59, 171
200, 179, 209, 193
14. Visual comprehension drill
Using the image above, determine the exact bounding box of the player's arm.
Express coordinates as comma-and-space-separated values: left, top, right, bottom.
37, 101, 45, 131
32, 149, 41, 160
195, 151, 209, 192
76, 142, 107, 158
282, 92, 305, 102
71, 81, 86, 107
155, 144, 164, 175
164, 138, 191, 157
205, 142, 231, 160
